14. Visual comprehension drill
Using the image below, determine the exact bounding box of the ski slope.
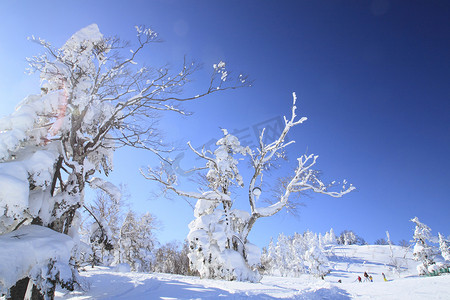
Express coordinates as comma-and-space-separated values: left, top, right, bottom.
54, 245, 450, 299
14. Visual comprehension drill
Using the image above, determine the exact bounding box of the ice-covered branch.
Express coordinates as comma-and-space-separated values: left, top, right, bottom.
254, 154, 354, 218
187, 141, 217, 167
248, 92, 307, 214
89, 177, 121, 204
140, 165, 229, 203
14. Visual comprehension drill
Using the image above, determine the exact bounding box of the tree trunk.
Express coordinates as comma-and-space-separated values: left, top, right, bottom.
8, 277, 44, 300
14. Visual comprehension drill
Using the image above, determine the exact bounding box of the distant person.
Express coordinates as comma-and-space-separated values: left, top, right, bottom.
382, 273, 387, 282
364, 272, 369, 282
369, 275, 373, 282
338, 279, 342, 283
357, 276, 362, 283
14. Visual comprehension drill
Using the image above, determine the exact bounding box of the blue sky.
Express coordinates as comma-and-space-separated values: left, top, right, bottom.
0, 0, 449, 247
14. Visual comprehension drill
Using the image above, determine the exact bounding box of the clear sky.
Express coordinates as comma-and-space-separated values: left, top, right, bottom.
0, 0, 449, 248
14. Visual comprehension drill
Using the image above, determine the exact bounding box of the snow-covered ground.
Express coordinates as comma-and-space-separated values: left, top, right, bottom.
54, 245, 450, 299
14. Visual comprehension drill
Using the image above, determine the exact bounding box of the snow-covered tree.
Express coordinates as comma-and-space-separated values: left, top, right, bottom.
144, 93, 354, 282
261, 231, 330, 278
337, 230, 365, 245
337, 230, 357, 245
321, 228, 337, 246
77, 184, 131, 268
386, 230, 395, 260
274, 233, 293, 277
260, 238, 276, 275
88, 187, 126, 243
261, 233, 298, 277
152, 240, 195, 275
385, 230, 408, 276
116, 211, 157, 272
184, 130, 256, 280
438, 233, 450, 262
304, 242, 330, 279
116, 211, 138, 269
290, 233, 308, 276
296, 231, 330, 278
410, 217, 435, 275
0, 24, 247, 297
77, 191, 119, 267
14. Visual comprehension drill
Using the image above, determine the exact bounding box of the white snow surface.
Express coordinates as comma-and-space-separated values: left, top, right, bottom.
46, 244, 450, 299
0, 225, 74, 294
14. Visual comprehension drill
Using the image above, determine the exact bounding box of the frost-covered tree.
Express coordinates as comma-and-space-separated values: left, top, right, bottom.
261, 231, 329, 278
184, 130, 255, 281
262, 233, 298, 277
144, 93, 354, 282
77, 184, 130, 268
116, 211, 157, 272
337, 230, 365, 245
274, 233, 293, 277
88, 187, 126, 244
438, 233, 450, 262
410, 217, 435, 275
321, 228, 337, 246
385, 230, 409, 276
116, 211, 138, 269
0, 24, 247, 297
386, 230, 395, 262
260, 238, 276, 275
290, 233, 309, 276
305, 243, 330, 279
337, 230, 357, 245
78, 200, 157, 272
0, 24, 245, 233
79, 190, 122, 267
152, 240, 195, 275
147, 129, 261, 281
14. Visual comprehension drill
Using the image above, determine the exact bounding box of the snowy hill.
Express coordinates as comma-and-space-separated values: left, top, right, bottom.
327, 244, 415, 280
51, 245, 450, 299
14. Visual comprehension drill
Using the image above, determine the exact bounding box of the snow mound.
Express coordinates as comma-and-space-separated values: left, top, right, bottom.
0, 225, 74, 294
113, 263, 131, 273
